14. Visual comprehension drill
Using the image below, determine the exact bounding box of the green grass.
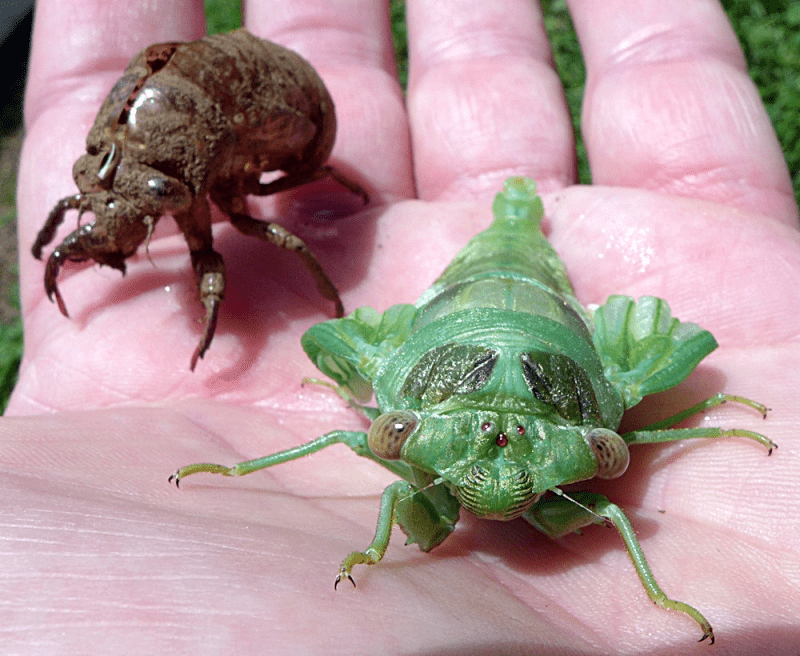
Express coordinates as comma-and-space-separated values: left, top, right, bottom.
1, 2, 798, 412
540, 0, 590, 183
726, 1, 800, 199
0, 259, 22, 415
542, 0, 800, 194
203, 0, 242, 34
391, 0, 409, 89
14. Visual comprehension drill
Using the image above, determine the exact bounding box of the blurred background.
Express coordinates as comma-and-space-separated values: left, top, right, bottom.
1, 0, 798, 412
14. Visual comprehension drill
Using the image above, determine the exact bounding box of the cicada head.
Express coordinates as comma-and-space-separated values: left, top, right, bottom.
47, 143, 195, 266
74, 141, 193, 215
32, 145, 194, 317
392, 409, 629, 521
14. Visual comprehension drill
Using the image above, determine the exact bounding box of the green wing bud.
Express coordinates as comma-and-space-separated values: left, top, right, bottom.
301, 304, 419, 402
592, 295, 718, 409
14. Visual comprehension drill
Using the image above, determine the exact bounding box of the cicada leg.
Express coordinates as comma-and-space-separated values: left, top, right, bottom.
334, 476, 460, 587
169, 429, 402, 486
228, 212, 344, 318
623, 393, 775, 453
256, 165, 368, 204
525, 491, 715, 644
171, 431, 459, 589
32, 193, 84, 260
335, 480, 411, 589
188, 247, 226, 371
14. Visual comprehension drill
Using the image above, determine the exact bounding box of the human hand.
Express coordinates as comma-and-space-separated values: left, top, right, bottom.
5, 0, 800, 653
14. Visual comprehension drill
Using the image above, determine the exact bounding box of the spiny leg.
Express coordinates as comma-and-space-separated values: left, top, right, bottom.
43, 244, 79, 317
525, 491, 715, 644
34, 194, 92, 316
229, 213, 344, 317
623, 393, 775, 453
32, 193, 83, 259
41, 222, 130, 317
188, 248, 226, 370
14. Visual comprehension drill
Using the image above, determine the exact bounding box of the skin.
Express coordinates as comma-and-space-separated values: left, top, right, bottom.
5, 0, 800, 653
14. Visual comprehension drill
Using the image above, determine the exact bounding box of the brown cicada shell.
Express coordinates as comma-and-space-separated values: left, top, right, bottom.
32, 28, 367, 370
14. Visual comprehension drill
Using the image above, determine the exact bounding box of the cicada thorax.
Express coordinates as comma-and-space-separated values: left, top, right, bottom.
200, 30, 337, 174
374, 306, 624, 430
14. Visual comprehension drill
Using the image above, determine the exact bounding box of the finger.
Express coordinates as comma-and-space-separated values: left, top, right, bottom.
570, 0, 797, 224
246, 0, 414, 201
406, 0, 576, 201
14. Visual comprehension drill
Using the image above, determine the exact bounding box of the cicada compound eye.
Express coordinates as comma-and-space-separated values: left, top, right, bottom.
367, 411, 418, 460
585, 428, 630, 479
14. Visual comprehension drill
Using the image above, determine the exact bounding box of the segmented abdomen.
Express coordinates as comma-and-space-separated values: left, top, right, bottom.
413, 178, 591, 340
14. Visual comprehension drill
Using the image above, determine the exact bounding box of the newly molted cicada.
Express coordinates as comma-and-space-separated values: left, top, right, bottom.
171, 178, 775, 642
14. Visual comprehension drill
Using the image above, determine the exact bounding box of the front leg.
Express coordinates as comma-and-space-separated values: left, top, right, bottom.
170, 429, 368, 485
170, 429, 415, 487
188, 247, 226, 370
169, 430, 457, 588
336, 474, 461, 588
171, 430, 405, 589
524, 491, 715, 644
335, 480, 411, 588
173, 200, 226, 370
32, 193, 84, 259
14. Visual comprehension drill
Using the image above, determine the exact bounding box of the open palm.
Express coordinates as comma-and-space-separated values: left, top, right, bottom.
5, 0, 800, 653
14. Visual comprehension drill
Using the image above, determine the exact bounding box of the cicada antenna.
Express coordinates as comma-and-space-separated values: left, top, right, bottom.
548, 487, 613, 528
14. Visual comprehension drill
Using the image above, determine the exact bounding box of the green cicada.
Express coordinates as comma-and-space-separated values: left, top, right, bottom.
171, 177, 774, 643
